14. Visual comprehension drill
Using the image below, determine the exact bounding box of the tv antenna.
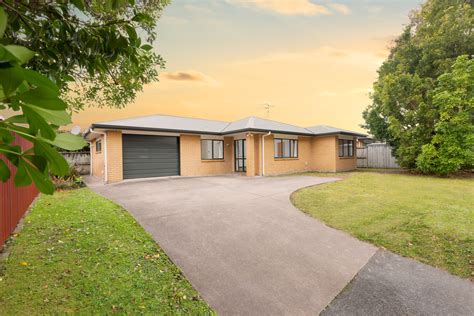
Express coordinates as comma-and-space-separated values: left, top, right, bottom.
261, 102, 275, 117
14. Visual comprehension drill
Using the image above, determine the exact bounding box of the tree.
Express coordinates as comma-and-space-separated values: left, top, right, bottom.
2, 0, 168, 111
416, 56, 474, 174
0, 0, 168, 193
362, 0, 473, 170
0, 7, 86, 194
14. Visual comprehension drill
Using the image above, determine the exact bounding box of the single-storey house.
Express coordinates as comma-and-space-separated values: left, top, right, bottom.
84, 115, 366, 183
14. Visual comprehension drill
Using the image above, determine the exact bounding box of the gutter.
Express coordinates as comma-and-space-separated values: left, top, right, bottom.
261, 131, 272, 176
89, 129, 107, 183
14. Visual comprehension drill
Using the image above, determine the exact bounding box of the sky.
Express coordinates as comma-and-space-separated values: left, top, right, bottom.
72, 0, 422, 133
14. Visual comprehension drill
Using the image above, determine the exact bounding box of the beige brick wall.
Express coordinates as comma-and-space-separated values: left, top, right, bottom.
246, 134, 256, 176
180, 134, 234, 176
106, 131, 123, 183
91, 137, 105, 179
335, 138, 357, 171
262, 135, 313, 176
311, 135, 337, 172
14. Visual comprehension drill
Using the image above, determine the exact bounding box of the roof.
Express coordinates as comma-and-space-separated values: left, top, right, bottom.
306, 125, 367, 137
221, 116, 313, 135
91, 114, 229, 134
87, 114, 366, 138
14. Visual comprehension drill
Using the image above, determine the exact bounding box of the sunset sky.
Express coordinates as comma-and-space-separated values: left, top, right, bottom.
72, 0, 420, 133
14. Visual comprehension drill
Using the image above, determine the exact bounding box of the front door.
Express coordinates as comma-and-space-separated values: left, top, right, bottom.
234, 139, 246, 172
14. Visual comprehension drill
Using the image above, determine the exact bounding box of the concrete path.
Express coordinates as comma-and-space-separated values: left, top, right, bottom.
87, 175, 376, 314
323, 250, 474, 316
86, 175, 474, 315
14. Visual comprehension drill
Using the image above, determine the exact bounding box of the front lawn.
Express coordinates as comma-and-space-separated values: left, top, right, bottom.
292, 171, 473, 279
0, 188, 213, 314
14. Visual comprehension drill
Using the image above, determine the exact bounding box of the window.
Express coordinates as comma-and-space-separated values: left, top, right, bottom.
201, 140, 224, 160
96, 140, 102, 153
274, 138, 298, 158
338, 139, 354, 157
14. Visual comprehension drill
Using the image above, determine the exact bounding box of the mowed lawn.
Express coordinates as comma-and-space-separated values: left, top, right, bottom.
292, 171, 473, 279
0, 188, 213, 314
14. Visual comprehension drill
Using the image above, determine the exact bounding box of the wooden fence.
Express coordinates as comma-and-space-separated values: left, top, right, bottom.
1, 135, 39, 247
357, 143, 400, 169
61, 151, 90, 175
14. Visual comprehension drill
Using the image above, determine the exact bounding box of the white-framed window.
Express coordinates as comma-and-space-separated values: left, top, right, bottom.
201, 140, 224, 160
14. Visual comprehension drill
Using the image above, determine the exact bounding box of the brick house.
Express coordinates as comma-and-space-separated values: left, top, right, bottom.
84, 115, 365, 183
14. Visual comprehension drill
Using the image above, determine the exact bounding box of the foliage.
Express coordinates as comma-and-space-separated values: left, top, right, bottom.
0, 7, 86, 194
2, 0, 168, 111
416, 56, 474, 174
362, 0, 474, 171
292, 171, 474, 279
0, 189, 214, 314
51, 163, 85, 190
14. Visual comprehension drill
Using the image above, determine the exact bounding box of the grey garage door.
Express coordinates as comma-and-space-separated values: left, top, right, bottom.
122, 134, 180, 179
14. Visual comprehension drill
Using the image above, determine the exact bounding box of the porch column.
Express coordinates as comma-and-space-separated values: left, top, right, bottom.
246, 133, 256, 176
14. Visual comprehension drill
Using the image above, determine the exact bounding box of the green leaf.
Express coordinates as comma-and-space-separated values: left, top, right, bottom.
22, 105, 56, 140
45, 133, 87, 151
0, 7, 7, 39
70, 0, 85, 11
18, 87, 67, 110
0, 67, 24, 96
141, 44, 153, 51
21, 68, 59, 93
22, 104, 71, 126
0, 159, 10, 182
22, 159, 55, 194
33, 140, 69, 176
5, 115, 27, 124
24, 154, 48, 173
0, 128, 15, 144
14, 160, 32, 187
3, 45, 35, 64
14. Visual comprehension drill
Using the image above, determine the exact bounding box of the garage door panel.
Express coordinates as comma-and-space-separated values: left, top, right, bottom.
122, 134, 180, 179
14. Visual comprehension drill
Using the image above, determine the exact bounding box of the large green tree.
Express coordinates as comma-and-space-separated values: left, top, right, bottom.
362, 0, 473, 171
2, 0, 168, 111
416, 56, 474, 174
0, 0, 168, 193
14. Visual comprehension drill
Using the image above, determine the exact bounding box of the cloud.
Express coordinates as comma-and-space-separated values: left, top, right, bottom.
234, 46, 385, 70
157, 70, 220, 87
328, 3, 351, 15
228, 0, 330, 16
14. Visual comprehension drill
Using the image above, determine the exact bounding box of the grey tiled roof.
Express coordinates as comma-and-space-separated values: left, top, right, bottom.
89, 114, 366, 137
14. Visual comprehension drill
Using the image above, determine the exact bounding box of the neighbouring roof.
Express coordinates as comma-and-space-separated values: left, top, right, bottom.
86, 114, 366, 138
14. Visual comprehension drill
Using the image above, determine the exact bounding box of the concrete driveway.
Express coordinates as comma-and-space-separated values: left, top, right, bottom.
89, 175, 376, 314
87, 175, 474, 315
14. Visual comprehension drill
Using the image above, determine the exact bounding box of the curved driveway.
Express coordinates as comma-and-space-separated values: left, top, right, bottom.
89, 175, 376, 314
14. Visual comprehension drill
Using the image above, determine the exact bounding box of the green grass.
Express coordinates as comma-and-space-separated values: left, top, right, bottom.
292, 171, 474, 279
0, 188, 214, 314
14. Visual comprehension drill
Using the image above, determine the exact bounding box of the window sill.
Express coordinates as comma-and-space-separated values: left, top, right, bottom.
274, 157, 299, 161
201, 159, 225, 162
338, 156, 355, 159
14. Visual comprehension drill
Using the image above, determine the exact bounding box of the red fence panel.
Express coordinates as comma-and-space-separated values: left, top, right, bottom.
0, 134, 39, 247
